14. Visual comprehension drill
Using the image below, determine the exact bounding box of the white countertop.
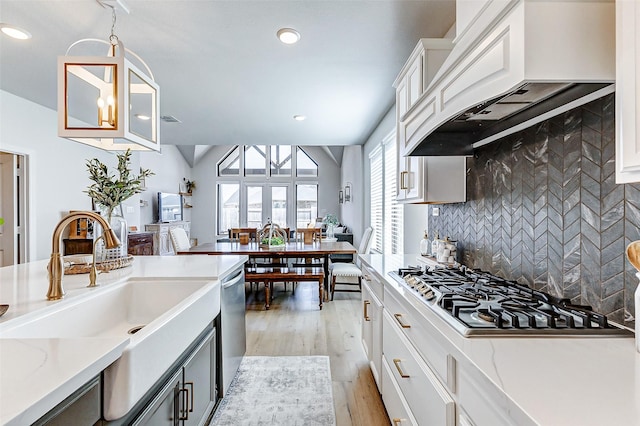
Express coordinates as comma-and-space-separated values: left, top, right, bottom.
0, 254, 247, 426
360, 253, 640, 426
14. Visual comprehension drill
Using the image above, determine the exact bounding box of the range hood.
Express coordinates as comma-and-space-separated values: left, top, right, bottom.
405, 0, 615, 157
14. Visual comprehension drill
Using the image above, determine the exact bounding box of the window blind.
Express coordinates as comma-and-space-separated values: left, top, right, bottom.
384, 136, 403, 254
370, 146, 383, 253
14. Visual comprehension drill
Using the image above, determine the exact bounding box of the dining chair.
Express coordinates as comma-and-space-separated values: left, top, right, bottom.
329, 227, 374, 300
169, 227, 192, 253
230, 227, 257, 244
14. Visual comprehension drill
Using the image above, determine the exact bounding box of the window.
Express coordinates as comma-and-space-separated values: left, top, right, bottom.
244, 145, 267, 176
246, 185, 263, 228
369, 131, 403, 254
216, 145, 319, 235
296, 184, 317, 229
296, 147, 318, 177
271, 146, 292, 176
218, 146, 240, 176
218, 183, 239, 233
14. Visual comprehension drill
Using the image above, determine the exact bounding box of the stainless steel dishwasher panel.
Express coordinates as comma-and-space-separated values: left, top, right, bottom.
220, 267, 246, 396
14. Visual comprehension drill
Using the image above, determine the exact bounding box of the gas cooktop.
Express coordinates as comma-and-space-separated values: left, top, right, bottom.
389, 266, 633, 337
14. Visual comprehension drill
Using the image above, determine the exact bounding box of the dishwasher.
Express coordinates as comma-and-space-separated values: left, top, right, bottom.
219, 267, 246, 397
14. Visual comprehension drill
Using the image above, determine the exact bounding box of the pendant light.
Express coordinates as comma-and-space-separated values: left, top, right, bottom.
57, 0, 160, 151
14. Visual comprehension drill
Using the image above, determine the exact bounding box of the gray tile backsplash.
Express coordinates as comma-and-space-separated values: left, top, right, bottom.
428, 94, 640, 324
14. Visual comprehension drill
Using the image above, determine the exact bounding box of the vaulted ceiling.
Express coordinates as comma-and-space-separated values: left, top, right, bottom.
0, 0, 455, 165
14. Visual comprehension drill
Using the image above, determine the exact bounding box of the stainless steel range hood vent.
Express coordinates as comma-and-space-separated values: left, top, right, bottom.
403, 0, 615, 157
410, 82, 614, 156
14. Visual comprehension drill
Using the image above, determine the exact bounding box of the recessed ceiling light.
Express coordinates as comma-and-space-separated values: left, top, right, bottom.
0, 24, 32, 40
277, 28, 300, 45
293, 115, 306, 121
135, 114, 151, 121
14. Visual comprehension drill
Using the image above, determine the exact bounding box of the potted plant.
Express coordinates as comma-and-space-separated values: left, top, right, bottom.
85, 149, 153, 258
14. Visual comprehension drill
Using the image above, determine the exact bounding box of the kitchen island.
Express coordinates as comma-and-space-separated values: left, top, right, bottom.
361, 254, 640, 425
0, 255, 247, 426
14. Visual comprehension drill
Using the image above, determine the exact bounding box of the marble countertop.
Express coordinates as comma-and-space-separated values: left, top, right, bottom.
360, 253, 640, 426
0, 254, 248, 426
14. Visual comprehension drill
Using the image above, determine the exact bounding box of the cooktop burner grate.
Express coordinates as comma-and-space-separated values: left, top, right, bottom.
389, 266, 632, 337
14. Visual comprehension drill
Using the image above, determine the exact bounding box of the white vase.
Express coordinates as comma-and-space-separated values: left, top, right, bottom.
326, 224, 335, 240
96, 205, 128, 261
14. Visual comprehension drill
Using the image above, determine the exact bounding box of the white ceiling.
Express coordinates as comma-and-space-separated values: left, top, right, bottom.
0, 0, 455, 157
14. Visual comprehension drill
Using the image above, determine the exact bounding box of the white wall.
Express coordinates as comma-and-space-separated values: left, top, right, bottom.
191, 145, 341, 244
0, 90, 190, 261
340, 145, 364, 247
139, 146, 192, 226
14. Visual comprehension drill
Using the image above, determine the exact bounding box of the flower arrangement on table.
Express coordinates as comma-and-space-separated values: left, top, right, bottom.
322, 213, 339, 226
322, 213, 339, 240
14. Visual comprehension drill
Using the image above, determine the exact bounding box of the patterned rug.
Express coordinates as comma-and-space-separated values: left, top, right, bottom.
211, 356, 336, 426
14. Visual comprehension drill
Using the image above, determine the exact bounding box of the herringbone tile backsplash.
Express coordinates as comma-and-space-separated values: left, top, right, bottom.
429, 94, 640, 324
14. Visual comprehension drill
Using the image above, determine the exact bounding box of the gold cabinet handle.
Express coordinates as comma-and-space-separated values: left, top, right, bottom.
400, 171, 408, 189
392, 418, 406, 426
364, 300, 371, 321
394, 313, 411, 328
393, 358, 410, 378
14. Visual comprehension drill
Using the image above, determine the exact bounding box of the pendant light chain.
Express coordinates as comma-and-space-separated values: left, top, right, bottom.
109, 6, 119, 46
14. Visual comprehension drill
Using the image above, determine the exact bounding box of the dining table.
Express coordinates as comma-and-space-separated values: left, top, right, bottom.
177, 240, 357, 299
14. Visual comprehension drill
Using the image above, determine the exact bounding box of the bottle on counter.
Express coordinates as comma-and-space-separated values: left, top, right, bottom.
420, 230, 431, 256
431, 231, 440, 257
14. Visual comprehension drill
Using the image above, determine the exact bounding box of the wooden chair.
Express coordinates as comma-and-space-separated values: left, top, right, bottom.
329, 227, 373, 300
295, 227, 321, 244
256, 223, 294, 291
230, 227, 258, 244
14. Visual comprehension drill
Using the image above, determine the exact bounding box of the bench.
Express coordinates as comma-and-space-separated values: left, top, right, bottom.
245, 266, 325, 310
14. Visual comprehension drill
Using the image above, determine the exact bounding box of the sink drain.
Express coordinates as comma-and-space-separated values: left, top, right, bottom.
128, 325, 145, 335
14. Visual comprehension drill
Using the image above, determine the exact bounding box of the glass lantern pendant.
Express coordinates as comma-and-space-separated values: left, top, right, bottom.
57, 6, 160, 152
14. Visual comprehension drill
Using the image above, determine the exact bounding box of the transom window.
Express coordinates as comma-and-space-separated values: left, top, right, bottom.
216, 145, 319, 235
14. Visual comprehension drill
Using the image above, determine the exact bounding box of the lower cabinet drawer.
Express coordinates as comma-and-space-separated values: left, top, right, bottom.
382, 310, 455, 426
384, 285, 452, 388
381, 356, 418, 426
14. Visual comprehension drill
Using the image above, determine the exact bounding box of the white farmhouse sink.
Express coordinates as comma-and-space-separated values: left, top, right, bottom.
0, 278, 221, 421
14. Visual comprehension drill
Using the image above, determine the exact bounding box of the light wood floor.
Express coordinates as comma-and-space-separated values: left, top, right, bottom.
245, 281, 390, 426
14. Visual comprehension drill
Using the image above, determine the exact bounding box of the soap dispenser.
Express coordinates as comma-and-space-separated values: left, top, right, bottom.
420, 231, 431, 256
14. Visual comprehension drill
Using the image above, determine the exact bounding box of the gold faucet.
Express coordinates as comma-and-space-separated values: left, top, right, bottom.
47, 211, 120, 300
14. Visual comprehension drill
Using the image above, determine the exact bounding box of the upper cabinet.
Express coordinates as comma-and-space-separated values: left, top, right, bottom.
394, 39, 454, 159
616, 0, 640, 184
400, 1, 614, 157
394, 39, 466, 204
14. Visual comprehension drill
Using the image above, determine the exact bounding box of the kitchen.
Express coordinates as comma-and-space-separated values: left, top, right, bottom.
2, 0, 640, 425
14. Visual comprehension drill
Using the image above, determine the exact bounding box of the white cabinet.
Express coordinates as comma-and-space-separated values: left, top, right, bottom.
361, 274, 383, 390
382, 310, 455, 426
145, 221, 191, 255
616, 0, 640, 183
393, 38, 466, 204
396, 156, 467, 204
394, 39, 453, 159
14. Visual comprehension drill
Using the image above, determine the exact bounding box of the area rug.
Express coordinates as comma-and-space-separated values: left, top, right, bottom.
211, 356, 336, 426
